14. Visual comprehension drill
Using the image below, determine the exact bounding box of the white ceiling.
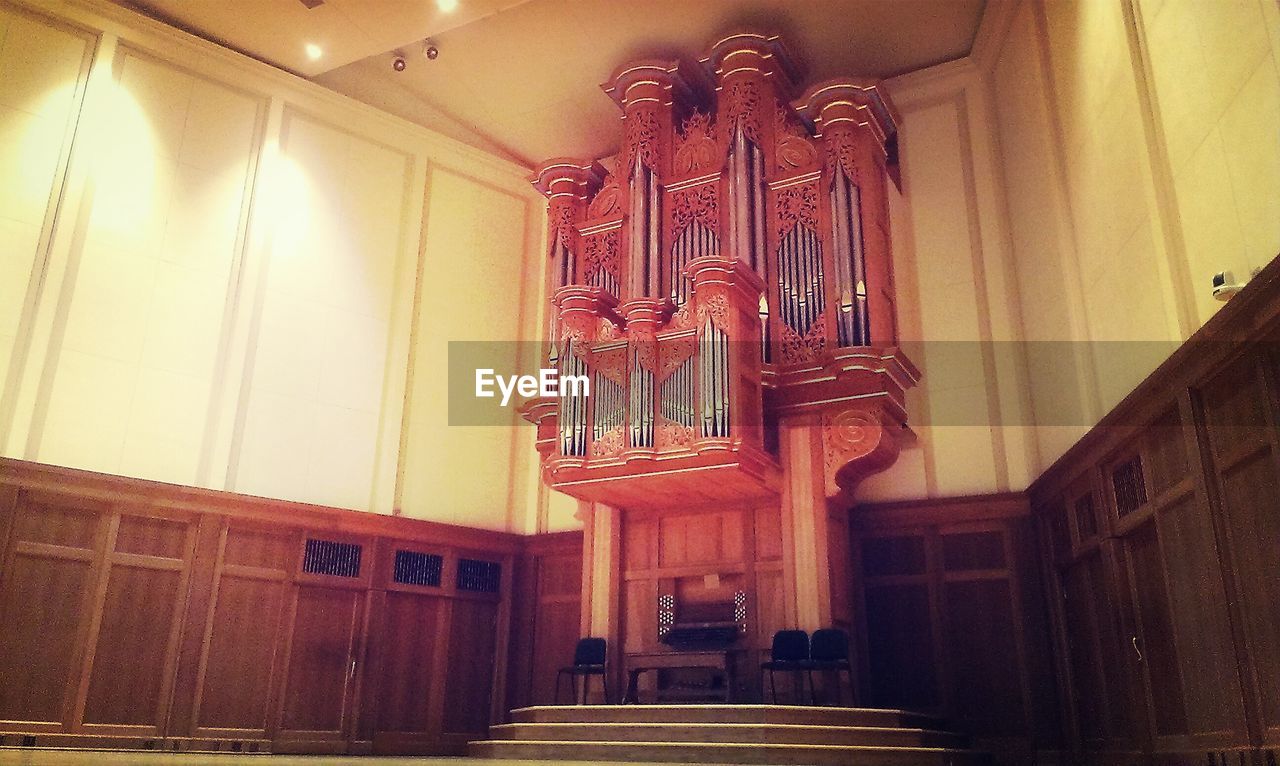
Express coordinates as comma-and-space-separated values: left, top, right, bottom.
117, 0, 987, 167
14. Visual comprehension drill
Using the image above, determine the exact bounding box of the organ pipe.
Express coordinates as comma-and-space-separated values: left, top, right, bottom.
558, 342, 589, 456
629, 346, 655, 448
699, 318, 730, 438
830, 168, 869, 345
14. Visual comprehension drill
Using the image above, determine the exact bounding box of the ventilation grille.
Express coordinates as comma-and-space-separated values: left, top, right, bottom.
393, 550, 443, 587
457, 558, 501, 593
302, 538, 361, 577
1112, 456, 1148, 516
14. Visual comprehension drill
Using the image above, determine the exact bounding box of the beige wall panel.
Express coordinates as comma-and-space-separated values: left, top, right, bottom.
398, 167, 532, 528
234, 110, 408, 512
38, 49, 259, 484
0, 8, 88, 435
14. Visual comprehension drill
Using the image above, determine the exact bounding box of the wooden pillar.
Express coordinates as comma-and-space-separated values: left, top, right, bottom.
577, 500, 621, 702
779, 416, 832, 631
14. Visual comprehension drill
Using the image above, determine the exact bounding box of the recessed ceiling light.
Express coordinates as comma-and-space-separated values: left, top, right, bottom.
437, 0, 458, 13
305, 43, 323, 61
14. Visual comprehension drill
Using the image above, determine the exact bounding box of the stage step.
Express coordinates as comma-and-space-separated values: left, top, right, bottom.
469, 739, 987, 765
490, 722, 967, 747
471, 705, 988, 765
509, 703, 942, 728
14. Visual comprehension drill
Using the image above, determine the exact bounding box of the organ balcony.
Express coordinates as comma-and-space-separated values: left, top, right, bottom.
521, 34, 920, 509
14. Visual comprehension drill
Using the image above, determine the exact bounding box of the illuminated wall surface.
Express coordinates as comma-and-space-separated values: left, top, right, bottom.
0, 1, 544, 530
0, 0, 1277, 526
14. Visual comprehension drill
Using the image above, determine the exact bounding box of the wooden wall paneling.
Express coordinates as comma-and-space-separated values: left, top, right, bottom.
528, 549, 583, 705
504, 533, 584, 712
273, 530, 371, 752
488, 552, 515, 727
0, 491, 107, 733
78, 510, 197, 736
937, 522, 1024, 742
273, 584, 366, 750
191, 521, 294, 742
0, 458, 523, 754
164, 513, 223, 741
440, 596, 500, 743
1196, 351, 1280, 747
503, 547, 538, 712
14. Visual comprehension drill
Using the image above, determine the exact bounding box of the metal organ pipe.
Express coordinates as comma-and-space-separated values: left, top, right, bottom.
699, 318, 730, 438
670, 221, 719, 306
829, 168, 869, 345
559, 342, 588, 456
647, 167, 660, 296
750, 145, 766, 282
628, 346, 654, 448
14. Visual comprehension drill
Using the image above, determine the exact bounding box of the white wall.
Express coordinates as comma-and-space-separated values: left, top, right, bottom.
858, 61, 1039, 502
0, 0, 544, 531
979, 0, 1280, 472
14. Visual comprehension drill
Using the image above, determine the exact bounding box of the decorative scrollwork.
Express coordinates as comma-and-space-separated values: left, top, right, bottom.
696, 293, 731, 327
582, 230, 619, 288
549, 202, 576, 256
657, 418, 696, 449
671, 183, 718, 235
674, 111, 717, 175
596, 318, 623, 342
778, 314, 827, 365
822, 408, 883, 478
824, 124, 862, 184
775, 107, 817, 171
623, 106, 661, 172
591, 426, 625, 457
774, 181, 818, 240
722, 80, 764, 144
588, 177, 622, 219
658, 336, 696, 376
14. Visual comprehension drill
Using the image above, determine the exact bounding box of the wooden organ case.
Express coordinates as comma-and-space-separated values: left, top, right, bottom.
522, 33, 921, 702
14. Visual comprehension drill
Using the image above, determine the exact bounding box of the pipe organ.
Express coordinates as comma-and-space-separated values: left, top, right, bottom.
523, 35, 923, 681
524, 33, 920, 508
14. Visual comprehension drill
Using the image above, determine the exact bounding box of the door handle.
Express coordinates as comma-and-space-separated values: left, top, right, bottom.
1131, 636, 1143, 662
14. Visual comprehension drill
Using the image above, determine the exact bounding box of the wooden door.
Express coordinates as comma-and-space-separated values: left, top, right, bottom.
440, 597, 499, 741
191, 525, 293, 740
369, 590, 445, 753
0, 493, 105, 732
274, 585, 365, 751
1198, 353, 1280, 746
78, 513, 196, 737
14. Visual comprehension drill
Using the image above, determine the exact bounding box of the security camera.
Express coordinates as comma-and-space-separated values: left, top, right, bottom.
392, 53, 407, 71
423, 41, 439, 60
1212, 270, 1243, 302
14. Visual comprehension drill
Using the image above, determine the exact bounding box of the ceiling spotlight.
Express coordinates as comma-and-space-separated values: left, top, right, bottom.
423, 40, 439, 60
304, 43, 323, 61
437, 0, 458, 12
392, 52, 407, 71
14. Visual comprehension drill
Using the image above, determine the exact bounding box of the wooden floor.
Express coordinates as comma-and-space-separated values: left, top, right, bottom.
0, 755, 662, 766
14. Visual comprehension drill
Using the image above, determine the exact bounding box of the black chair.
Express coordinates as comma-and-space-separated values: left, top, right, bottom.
760, 629, 809, 704
804, 628, 853, 705
555, 637, 610, 704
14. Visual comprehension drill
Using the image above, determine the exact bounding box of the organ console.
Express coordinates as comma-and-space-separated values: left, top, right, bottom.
521, 33, 923, 692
